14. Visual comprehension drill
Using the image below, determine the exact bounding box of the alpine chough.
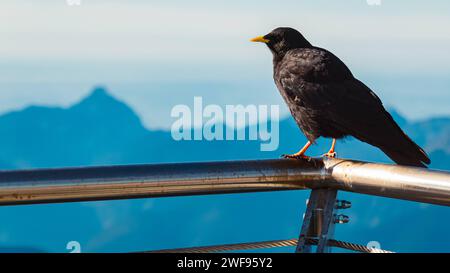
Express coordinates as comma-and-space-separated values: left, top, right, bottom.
251, 27, 430, 168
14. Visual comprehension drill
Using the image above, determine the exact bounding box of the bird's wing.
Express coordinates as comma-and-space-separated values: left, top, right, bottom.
277, 48, 387, 133
277, 48, 430, 167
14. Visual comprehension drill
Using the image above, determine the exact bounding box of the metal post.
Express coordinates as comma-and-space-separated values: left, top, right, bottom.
296, 189, 338, 253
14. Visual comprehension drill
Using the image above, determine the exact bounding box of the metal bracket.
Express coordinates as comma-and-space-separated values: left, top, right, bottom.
296, 188, 339, 253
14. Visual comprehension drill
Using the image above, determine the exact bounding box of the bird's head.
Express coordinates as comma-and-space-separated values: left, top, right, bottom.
250, 27, 312, 57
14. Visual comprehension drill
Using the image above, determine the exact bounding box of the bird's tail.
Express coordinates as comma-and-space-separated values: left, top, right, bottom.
380, 133, 430, 168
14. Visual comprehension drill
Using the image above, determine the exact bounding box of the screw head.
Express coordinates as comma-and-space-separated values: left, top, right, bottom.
334, 214, 349, 224
335, 200, 352, 209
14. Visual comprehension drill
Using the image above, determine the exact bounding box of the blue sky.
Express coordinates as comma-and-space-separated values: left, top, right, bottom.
0, 0, 449, 128
0, 0, 449, 253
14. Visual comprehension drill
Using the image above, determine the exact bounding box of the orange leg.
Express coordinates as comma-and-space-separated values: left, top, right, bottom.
283, 141, 312, 159
323, 138, 337, 158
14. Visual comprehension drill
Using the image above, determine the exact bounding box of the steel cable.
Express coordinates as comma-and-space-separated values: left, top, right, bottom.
146, 238, 393, 253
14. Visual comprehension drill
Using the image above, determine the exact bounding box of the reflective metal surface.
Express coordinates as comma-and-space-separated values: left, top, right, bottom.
296, 188, 338, 253
0, 159, 325, 205
325, 158, 450, 206
0, 157, 448, 206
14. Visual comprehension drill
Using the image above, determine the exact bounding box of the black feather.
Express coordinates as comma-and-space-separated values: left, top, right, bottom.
261, 27, 430, 167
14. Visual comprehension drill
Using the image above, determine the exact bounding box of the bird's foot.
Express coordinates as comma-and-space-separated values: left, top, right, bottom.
282, 153, 311, 160
322, 151, 337, 158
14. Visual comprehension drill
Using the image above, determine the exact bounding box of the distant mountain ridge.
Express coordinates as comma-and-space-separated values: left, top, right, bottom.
0, 87, 448, 253
0, 87, 448, 170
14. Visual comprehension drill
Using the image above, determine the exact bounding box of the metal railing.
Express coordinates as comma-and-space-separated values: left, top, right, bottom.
0, 157, 449, 252
0, 157, 448, 206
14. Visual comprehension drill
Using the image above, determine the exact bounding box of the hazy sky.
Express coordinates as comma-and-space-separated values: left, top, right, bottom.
1, 0, 449, 128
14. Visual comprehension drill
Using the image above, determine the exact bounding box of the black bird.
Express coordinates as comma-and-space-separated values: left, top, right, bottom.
251, 27, 430, 167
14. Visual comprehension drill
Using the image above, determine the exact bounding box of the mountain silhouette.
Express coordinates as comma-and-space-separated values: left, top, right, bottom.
0, 87, 149, 168
0, 87, 447, 169
0, 87, 448, 253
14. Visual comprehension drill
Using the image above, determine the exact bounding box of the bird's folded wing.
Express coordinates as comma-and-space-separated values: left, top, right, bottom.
278, 49, 390, 135
278, 49, 429, 166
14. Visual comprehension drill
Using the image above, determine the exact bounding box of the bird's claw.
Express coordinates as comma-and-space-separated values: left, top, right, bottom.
282, 154, 311, 160
322, 152, 337, 158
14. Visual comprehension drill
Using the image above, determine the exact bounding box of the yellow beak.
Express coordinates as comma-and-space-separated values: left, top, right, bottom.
250, 35, 269, 43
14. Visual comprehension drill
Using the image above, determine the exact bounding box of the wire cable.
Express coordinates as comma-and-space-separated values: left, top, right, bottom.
146, 238, 393, 253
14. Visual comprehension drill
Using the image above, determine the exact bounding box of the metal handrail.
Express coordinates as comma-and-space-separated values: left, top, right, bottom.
0, 157, 449, 206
